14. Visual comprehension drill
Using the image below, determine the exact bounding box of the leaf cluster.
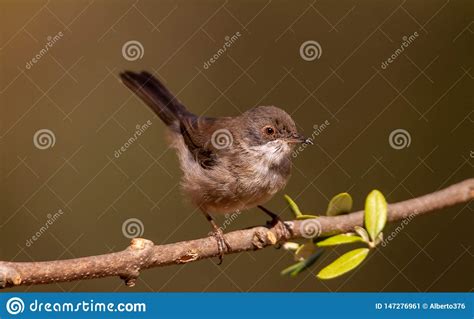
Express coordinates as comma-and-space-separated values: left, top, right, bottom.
282, 190, 388, 280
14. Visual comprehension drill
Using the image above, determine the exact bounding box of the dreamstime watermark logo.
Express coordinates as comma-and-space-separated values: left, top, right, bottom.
122, 40, 144, 61
389, 129, 411, 150
299, 40, 322, 61
6, 297, 25, 315
114, 120, 152, 158
219, 210, 242, 232
292, 120, 330, 158
203, 31, 242, 70
381, 32, 419, 69
25, 209, 65, 247
25, 31, 64, 70
381, 212, 416, 247
211, 129, 233, 149
33, 129, 56, 150
122, 218, 144, 238
299, 219, 321, 239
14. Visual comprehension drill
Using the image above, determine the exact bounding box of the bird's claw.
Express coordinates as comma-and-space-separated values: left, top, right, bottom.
210, 229, 231, 265
258, 205, 292, 247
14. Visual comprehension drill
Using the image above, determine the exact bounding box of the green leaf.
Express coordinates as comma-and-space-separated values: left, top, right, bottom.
364, 190, 388, 242
284, 195, 317, 219
317, 248, 369, 280
281, 250, 324, 277
374, 232, 384, 247
354, 226, 370, 243
281, 262, 302, 276
297, 214, 319, 220
317, 234, 364, 247
284, 194, 302, 218
326, 193, 353, 216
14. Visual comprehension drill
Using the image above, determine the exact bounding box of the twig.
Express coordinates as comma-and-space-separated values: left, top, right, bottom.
1, 178, 472, 289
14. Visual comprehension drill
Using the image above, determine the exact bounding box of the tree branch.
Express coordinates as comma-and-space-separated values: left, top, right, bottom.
1, 178, 473, 289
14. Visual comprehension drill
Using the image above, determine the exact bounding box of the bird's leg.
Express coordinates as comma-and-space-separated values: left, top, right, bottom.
257, 205, 292, 245
204, 212, 231, 265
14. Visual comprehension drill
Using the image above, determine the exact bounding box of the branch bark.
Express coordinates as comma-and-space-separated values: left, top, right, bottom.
1, 178, 473, 289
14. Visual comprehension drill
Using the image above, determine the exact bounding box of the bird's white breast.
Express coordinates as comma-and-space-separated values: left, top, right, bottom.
246, 140, 292, 193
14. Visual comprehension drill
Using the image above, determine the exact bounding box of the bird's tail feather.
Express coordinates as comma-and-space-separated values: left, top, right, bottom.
120, 71, 192, 127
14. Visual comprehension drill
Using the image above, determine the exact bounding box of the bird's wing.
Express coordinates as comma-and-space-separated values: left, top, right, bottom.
179, 115, 234, 169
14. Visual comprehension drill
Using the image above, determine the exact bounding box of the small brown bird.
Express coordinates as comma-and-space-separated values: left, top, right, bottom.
120, 71, 310, 262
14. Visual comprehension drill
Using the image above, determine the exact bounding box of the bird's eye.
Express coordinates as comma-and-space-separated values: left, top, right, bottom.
263, 126, 275, 136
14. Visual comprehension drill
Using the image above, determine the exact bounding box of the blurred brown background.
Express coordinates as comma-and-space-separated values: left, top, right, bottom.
1, 0, 472, 292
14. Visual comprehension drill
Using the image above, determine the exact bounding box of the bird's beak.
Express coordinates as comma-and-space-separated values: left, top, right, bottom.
287, 134, 313, 145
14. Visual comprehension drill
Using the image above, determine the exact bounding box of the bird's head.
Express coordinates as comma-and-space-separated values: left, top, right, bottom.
240, 106, 311, 163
